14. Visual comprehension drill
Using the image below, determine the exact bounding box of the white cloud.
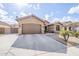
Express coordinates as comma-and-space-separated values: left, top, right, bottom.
50, 18, 61, 23
44, 14, 50, 20
62, 16, 79, 22
33, 5, 37, 10
0, 3, 4, 8
32, 4, 40, 10
62, 16, 72, 22
0, 15, 18, 24
15, 3, 40, 16
52, 16, 73, 22
27, 4, 33, 8
68, 5, 79, 14
37, 4, 40, 9
0, 9, 8, 19
19, 12, 27, 16
43, 11, 78, 23
44, 12, 53, 20
13, 12, 17, 15
0, 9, 17, 24
19, 12, 32, 17
15, 3, 33, 9
16, 3, 29, 8
49, 16, 79, 23
50, 12, 53, 17
1, 19, 18, 24
28, 12, 32, 15
0, 9, 8, 15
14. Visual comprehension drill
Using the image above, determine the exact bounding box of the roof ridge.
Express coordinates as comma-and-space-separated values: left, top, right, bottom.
16, 15, 45, 23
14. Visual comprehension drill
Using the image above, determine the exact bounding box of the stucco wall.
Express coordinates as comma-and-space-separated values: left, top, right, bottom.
48, 25, 54, 32
5, 28, 11, 34
48, 23, 64, 33
0, 25, 10, 28
18, 17, 44, 25
0, 25, 11, 34
18, 16, 45, 34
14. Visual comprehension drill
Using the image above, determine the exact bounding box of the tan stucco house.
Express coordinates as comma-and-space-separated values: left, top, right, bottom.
48, 21, 79, 33
61, 21, 79, 31
66, 22, 79, 32
62, 21, 73, 31
47, 22, 64, 33
16, 15, 45, 34
0, 21, 11, 34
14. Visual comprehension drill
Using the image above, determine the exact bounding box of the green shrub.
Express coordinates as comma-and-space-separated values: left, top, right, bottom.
69, 31, 75, 36
44, 26, 48, 33
60, 29, 79, 39
74, 31, 79, 38
69, 31, 79, 38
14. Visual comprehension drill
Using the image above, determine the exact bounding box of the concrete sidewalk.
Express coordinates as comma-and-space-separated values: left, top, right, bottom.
0, 34, 18, 56
6, 46, 79, 56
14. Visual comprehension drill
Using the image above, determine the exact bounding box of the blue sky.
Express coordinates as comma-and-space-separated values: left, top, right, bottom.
0, 3, 79, 24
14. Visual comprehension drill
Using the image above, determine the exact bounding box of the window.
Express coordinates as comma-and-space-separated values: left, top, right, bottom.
56, 25, 60, 31
69, 26, 71, 31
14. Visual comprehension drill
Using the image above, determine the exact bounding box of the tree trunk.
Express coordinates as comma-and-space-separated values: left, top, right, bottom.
64, 34, 69, 41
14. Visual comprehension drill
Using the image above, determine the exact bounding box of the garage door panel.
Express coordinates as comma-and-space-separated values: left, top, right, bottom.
22, 24, 41, 34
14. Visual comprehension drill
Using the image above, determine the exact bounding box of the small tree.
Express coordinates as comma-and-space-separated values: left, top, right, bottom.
45, 26, 48, 33
60, 29, 70, 41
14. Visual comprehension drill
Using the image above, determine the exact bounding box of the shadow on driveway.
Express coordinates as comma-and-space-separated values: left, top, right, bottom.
11, 34, 67, 53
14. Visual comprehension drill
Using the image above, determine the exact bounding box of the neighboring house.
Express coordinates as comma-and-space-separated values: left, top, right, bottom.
75, 26, 79, 32
0, 21, 11, 34
72, 22, 79, 32
62, 21, 74, 31
48, 21, 79, 33
16, 15, 45, 34
47, 22, 64, 33
62, 21, 79, 32
10, 24, 19, 33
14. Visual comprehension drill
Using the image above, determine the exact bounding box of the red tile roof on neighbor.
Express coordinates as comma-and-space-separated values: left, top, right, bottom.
43, 20, 50, 26
16, 15, 45, 23
43, 20, 49, 23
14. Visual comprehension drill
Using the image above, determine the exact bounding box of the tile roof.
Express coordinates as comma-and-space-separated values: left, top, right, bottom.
16, 15, 45, 23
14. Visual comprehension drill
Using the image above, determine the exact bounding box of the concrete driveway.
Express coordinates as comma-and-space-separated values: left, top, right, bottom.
0, 34, 79, 56
11, 34, 67, 54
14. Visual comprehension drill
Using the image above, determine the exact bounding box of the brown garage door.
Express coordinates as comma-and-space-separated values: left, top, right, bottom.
0, 28, 5, 34
22, 24, 41, 34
